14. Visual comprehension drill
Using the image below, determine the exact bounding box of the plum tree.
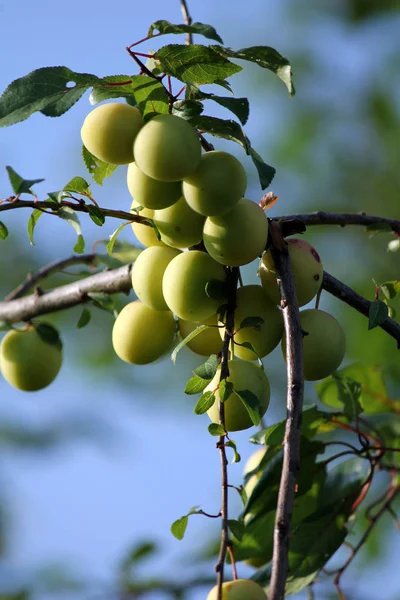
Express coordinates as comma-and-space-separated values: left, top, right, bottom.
206, 578, 267, 599
221, 285, 283, 360
153, 197, 205, 248
130, 201, 166, 248
282, 308, 346, 380
0, 326, 62, 391
260, 238, 323, 307
182, 150, 247, 216
80, 102, 144, 165
203, 199, 268, 266
112, 301, 176, 365
133, 114, 202, 182
131, 246, 181, 311
162, 250, 226, 321
178, 314, 223, 356
127, 162, 182, 210
206, 360, 270, 432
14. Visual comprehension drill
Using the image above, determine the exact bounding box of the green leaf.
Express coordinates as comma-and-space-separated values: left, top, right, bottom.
171, 324, 209, 364
154, 44, 242, 85
76, 308, 91, 329
89, 75, 138, 105
57, 207, 85, 254
35, 323, 62, 349
0, 221, 8, 240
208, 423, 226, 436
87, 293, 116, 314
188, 87, 249, 125
225, 439, 241, 463
184, 375, 212, 395
219, 379, 234, 403
212, 45, 295, 96
27, 209, 43, 245
190, 115, 249, 151
248, 146, 276, 189
238, 316, 264, 331
228, 519, 244, 542
82, 145, 117, 185
63, 176, 91, 195
148, 20, 224, 44
334, 375, 363, 419
88, 205, 105, 226
235, 389, 262, 426
0, 67, 100, 126
120, 541, 158, 576
368, 299, 388, 329
172, 99, 204, 119
170, 515, 188, 540
127, 75, 169, 118
379, 280, 400, 300
193, 354, 219, 379
107, 222, 130, 256
6, 166, 44, 194
194, 391, 215, 415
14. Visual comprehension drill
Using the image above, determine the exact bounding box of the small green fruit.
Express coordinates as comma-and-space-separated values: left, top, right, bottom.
282, 309, 346, 381
153, 197, 205, 249
182, 150, 247, 216
206, 578, 267, 600
162, 251, 226, 321
133, 114, 202, 182
206, 360, 270, 432
178, 314, 223, 356
203, 199, 268, 266
81, 102, 144, 165
0, 326, 62, 391
260, 238, 323, 307
130, 200, 166, 248
131, 246, 181, 311
112, 301, 176, 365
127, 162, 182, 210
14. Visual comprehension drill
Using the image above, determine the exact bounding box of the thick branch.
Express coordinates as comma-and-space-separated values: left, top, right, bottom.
277, 212, 400, 235
268, 225, 304, 600
0, 265, 132, 324
322, 271, 400, 348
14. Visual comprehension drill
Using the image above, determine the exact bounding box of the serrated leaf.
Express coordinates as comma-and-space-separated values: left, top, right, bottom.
208, 423, 226, 436
89, 75, 138, 105
107, 222, 130, 256
57, 207, 85, 254
82, 145, 117, 185
27, 209, 43, 245
63, 176, 91, 195
88, 205, 105, 226
35, 323, 62, 349
76, 308, 91, 329
228, 519, 244, 541
184, 375, 212, 395
0, 67, 100, 127
154, 44, 242, 86
368, 299, 388, 330
6, 166, 44, 195
248, 146, 276, 189
238, 316, 264, 331
190, 115, 249, 150
212, 45, 295, 96
193, 354, 219, 379
0, 221, 8, 240
235, 389, 262, 426
172, 99, 204, 119
170, 516, 188, 540
148, 20, 223, 44
225, 439, 241, 463
194, 391, 215, 415
171, 324, 209, 364
219, 379, 234, 403
190, 88, 249, 125
334, 376, 363, 419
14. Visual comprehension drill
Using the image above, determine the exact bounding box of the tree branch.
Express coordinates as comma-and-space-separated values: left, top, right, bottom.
277, 212, 400, 235
268, 223, 304, 600
180, 0, 193, 44
322, 271, 400, 348
0, 265, 132, 324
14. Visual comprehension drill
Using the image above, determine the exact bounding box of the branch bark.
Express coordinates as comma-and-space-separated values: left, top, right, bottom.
277, 211, 400, 235
268, 224, 304, 600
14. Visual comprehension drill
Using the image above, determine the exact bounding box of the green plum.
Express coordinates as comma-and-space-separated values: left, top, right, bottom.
130, 200, 166, 248
131, 246, 181, 311
203, 199, 268, 266
153, 197, 205, 248
127, 162, 182, 210
206, 579, 267, 600
81, 102, 144, 165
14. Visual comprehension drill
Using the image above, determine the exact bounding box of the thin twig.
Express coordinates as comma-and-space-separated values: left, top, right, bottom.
322, 271, 400, 348
268, 222, 304, 600
180, 0, 193, 44
4, 254, 99, 301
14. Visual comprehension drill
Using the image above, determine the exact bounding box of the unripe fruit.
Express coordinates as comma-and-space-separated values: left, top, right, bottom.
131, 246, 181, 311
0, 326, 62, 391
260, 238, 323, 307
206, 360, 270, 432
282, 309, 346, 381
219, 285, 283, 360
81, 102, 144, 165
112, 301, 176, 365
162, 251, 226, 321
178, 314, 223, 356
182, 150, 247, 216
206, 578, 267, 600
131, 201, 165, 248
127, 162, 182, 210
203, 199, 268, 266
243, 447, 267, 499
133, 114, 202, 182
153, 197, 205, 249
